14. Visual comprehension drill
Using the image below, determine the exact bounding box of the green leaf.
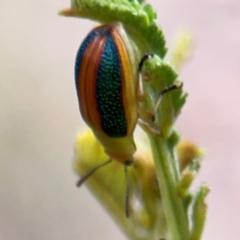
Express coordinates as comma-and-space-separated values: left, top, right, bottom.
190, 185, 210, 240
61, 0, 166, 57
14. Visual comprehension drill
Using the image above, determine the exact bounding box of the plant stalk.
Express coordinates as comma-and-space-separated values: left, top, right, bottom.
148, 135, 189, 240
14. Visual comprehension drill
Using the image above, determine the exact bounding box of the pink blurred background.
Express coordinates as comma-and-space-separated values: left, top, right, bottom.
0, 0, 239, 239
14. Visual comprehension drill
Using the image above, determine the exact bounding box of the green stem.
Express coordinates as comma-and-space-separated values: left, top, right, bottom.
148, 135, 189, 240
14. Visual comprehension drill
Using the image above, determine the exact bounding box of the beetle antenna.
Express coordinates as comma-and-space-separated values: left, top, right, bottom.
76, 159, 112, 187
124, 163, 131, 218
152, 82, 183, 117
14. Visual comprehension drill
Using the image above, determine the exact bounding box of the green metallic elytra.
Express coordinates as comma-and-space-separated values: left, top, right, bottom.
95, 35, 127, 137
75, 22, 139, 164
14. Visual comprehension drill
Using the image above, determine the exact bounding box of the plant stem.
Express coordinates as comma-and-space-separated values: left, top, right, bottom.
148, 135, 189, 240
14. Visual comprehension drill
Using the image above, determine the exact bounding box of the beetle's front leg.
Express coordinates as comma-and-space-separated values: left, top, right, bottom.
137, 53, 183, 135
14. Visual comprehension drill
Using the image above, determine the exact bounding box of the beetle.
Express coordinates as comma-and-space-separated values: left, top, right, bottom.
74, 22, 182, 217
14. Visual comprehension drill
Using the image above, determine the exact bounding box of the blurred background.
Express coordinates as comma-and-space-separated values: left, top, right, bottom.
0, 0, 239, 239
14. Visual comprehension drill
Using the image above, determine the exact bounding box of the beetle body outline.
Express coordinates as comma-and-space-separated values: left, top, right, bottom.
75, 22, 139, 165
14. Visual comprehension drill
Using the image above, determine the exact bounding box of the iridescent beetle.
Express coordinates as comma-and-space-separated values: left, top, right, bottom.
75, 22, 182, 217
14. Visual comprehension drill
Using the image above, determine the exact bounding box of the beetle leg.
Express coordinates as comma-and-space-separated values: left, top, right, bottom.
137, 117, 161, 135
137, 82, 183, 135
137, 53, 154, 100
152, 82, 183, 119
137, 53, 183, 134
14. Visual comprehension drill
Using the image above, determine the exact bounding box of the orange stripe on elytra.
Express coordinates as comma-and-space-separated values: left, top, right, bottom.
78, 35, 106, 132
112, 28, 138, 135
